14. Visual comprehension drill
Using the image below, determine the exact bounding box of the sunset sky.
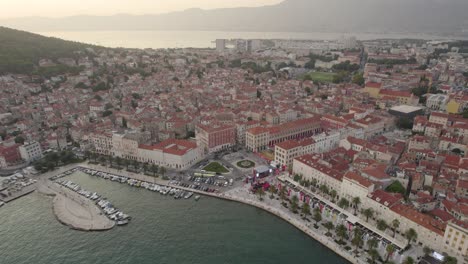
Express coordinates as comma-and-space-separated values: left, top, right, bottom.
2, 0, 283, 18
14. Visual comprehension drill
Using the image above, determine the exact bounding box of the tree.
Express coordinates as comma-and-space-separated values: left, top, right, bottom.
323, 221, 334, 236
108, 156, 114, 167
269, 185, 277, 194
319, 184, 329, 195
98, 156, 107, 165
302, 202, 311, 216
352, 197, 361, 214
403, 257, 415, 264
423, 246, 432, 257
385, 244, 396, 263
377, 219, 388, 231
290, 195, 299, 212
391, 219, 400, 238
362, 208, 374, 222
312, 207, 322, 224
351, 228, 363, 254
368, 249, 380, 264
330, 190, 337, 202
442, 255, 458, 264
405, 228, 418, 247
14, 135, 25, 144
279, 186, 287, 201
256, 89, 262, 99
352, 72, 365, 86
132, 160, 139, 171
115, 156, 122, 168
123, 159, 130, 170
338, 198, 350, 209
142, 163, 148, 174
367, 238, 378, 250
256, 187, 265, 201
335, 224, 347, 243
150, 164, 158, 176
160, 166, 166, 178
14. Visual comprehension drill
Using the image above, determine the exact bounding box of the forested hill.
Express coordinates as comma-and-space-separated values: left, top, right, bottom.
0, 27, 99, 75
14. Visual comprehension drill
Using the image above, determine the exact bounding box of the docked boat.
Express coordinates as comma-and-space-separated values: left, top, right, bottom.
0, 202, 5, 207
117, 219, 129, 226
184, 192, 194, 199
194, 195, 201, 201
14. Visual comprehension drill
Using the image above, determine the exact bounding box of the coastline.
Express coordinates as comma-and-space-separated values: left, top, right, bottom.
76, 164, 359, 263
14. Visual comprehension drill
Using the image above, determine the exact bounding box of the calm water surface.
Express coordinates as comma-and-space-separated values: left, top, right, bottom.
36, 30, 461, 49
0, 172, 347, 264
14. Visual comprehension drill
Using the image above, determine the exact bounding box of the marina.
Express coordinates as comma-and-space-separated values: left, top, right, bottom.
55, 179, 131, 226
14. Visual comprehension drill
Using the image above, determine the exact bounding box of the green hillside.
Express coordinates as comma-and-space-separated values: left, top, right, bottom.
0, 27, 98, 75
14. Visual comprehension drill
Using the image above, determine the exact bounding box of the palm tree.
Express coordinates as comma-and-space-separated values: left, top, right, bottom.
99, 156, 107, 165
362, 208, 374, 222
123, 159, 130, 170
403, 256, 415, 264
269, 185, 277, 195
367, 238, 378, 250
319, 184, 329, 196
405, 228, 418, 247
330, 190, 337, 202
291, 195, 299, 212
391, 219, 400, 238
279, 186, 287, 201
338, 198, 350, 209
423, 246, 432, 257
368, 249, 380, 264
84, 150, 91, 161
351, 228, 363, 255
312, 207, 322, 224
335, 224, 347, 243
311, 178, 318, 188
352, 197, 361, 215
385, 244, 396, 263
160, 166, 166, 178
150, 164, 158, 176
302, 202, 311, 216
115, 156, 122, 169
132, 160, 139, 171
323, 221, 334, 236
377, 219, 388, 232
256, 187, 265, 201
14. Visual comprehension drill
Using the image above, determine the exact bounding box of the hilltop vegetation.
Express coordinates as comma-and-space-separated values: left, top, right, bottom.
0, 27, 98, 75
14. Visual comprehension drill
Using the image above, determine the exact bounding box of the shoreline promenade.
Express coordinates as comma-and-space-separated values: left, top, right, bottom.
79, 164, 360, 263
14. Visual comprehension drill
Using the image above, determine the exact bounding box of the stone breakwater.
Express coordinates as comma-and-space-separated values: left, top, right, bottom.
47, 181, 115, 231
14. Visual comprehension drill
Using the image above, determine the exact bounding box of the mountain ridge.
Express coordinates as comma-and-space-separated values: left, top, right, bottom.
1, 0, 468, 35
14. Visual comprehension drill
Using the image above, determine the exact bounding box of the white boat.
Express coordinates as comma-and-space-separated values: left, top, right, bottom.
0, 202, 5, 207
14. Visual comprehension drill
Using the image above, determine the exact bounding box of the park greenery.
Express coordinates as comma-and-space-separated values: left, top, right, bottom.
203, 162, 229, 173
385, 181, 406, 195
34, 150, 81, 173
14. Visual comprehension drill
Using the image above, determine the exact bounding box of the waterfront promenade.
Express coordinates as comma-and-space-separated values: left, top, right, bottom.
77, 164, 361, 263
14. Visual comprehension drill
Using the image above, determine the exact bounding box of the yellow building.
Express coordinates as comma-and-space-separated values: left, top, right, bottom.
447, 99, 463, 114
363, 82, 382, 98
442, 221, 468, 262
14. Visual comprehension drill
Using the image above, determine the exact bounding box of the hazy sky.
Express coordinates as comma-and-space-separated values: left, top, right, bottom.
2, 0, 283, 18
